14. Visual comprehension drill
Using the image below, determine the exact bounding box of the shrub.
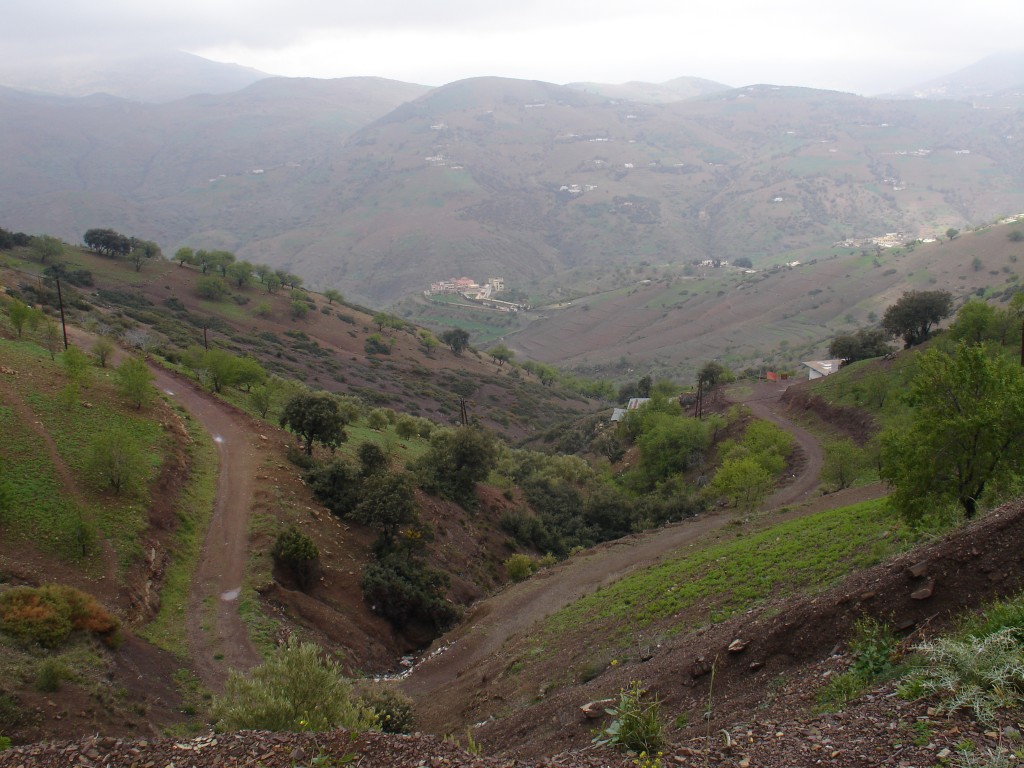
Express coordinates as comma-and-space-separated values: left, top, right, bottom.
307, 459, 362, 517
817, 617, 898, 711
361, 553, 460, 632
84, 427, 148, 496
36, 658, 69, 692
357, 685, 415, 734
504, 554, 535, 582
0, 585, 120, 648
211, 638, 378, 732
196, 276, 229, 301
395, 415, 419, 439
900, 627, 1024, 724
272, 527, 320, 591
593, 680, 664, 754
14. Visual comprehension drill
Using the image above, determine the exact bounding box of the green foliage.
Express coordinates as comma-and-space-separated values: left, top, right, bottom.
361, 552, 460, 632
35, 658, 70, 692
211, 639, 377, 732
114, 356, 155, 409
195, 276, 229, 301
280, 393, 348, 455
829, 327, 893, 363
414, 427, 498, 506
272, 526, 320, 591
901, 628, 1024, 724
0, 584, 120, 649
822, 439, 868, 491
6, 299, 32, 337
504, 553, 535, 582
820, 618, 899, 712
366, 408, 390, 431
90, 336, 115, 368
487, 343, 514, 365
61, 345, 90, 385
357, 686, 415, 734
881, 289, 954, 347
84, 426, 148, 496
364, 334, 391, 355
307, 459, 362, 518
634, 414, 711, 489
290, 300, 309, 320
440, 327, 470, 354
357, 442, 388, 477
593, 680, 664, 754
352, 472, 419, 550
708, 456, 772, 512
323, 288, 343, 305
881, 343, 1024, 522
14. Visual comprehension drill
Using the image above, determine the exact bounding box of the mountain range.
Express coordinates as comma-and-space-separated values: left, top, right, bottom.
1, 50, 1023, 311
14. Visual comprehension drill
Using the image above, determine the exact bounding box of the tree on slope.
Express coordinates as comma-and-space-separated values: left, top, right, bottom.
279, 393, 347, 455
881, 290, 953, 347
880, 342, 1024, 522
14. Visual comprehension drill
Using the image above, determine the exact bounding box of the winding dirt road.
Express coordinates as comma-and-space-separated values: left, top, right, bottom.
404, 381, 880, 699
149, 366, 263, 689
64, 326, 261, 689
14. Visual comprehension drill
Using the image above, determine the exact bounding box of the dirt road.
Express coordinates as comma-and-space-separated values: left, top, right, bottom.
404, 381, 880, 698
148, 366, 263, 689
63, 326, 262, 689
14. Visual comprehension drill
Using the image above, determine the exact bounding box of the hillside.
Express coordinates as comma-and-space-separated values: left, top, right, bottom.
2, 76, 1022, 313
507, 216, 1024, 381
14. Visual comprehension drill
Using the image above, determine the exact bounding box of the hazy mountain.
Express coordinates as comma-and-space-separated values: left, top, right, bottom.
888, 51, 1024, 107
564, 75, 731, 103
2, 73, 1022, 307
0, 50, 270, 103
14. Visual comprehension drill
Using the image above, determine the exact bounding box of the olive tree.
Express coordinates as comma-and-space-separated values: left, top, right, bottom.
279, 393, 348, 455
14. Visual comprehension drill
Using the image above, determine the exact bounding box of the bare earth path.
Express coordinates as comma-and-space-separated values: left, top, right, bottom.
148, 365, 263, 690
404, 381, 883, 699
63, 326, 262, 690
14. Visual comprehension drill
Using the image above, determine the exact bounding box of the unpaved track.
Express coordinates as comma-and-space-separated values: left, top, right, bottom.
404, 381, 879, 698
148, 365, 262, 690
64, 326, 261, 689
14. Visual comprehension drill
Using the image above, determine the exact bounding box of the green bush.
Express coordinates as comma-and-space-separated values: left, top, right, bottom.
36, 658, 69, 692
211, 639, 378, 732
593, 680, 664, 754
817, 617, 898, 711
504, 554, 535, 582
272, 527, 320, 591
307, 460, 361, 517
361, 553, 460, 633
358, 685, 415, 734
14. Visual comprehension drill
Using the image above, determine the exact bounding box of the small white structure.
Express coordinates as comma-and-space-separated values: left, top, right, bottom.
802, 359, 844, 380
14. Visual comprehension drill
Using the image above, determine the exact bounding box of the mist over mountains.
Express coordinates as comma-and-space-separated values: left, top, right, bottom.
1, 51, 1023, 305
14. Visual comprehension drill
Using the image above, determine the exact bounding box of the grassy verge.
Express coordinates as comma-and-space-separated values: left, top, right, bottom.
540, 498, 913, 651
0, 340, 166, 565
137, 408, 218, 657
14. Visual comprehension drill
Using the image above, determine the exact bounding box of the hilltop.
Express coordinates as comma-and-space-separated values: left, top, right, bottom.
1, 72, 1022, 314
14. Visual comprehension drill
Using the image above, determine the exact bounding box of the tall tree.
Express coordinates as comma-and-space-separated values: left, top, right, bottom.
880, 343, 1024, 521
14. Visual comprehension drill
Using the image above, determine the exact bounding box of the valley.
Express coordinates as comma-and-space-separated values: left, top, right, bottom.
3, 52, 1024, 768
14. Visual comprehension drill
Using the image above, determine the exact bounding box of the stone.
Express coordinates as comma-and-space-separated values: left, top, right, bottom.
907, 561, 930, 579
580, 699, 615, 719
728, 638, 748, 653
911, 580, 935, 600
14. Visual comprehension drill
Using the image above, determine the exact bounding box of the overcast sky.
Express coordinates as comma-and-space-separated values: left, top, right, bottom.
4, 0, 1023, 94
